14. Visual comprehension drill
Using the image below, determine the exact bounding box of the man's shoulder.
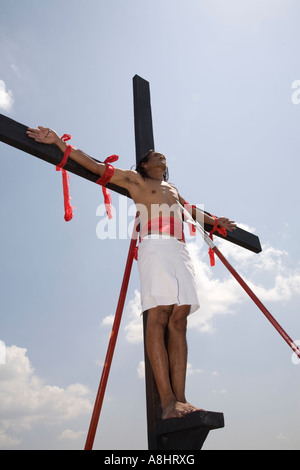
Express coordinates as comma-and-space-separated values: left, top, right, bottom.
120, 169, 144, 185
167, 182, 180, 193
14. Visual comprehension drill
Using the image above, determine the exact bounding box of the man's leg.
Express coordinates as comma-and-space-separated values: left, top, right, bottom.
146, 305, 198, 419
145, 305, 176, 418
167, 304, 190, 403
167, 305, 199, 413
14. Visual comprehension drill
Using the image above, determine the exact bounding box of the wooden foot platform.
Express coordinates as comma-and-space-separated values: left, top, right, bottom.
153, 410, 224, 450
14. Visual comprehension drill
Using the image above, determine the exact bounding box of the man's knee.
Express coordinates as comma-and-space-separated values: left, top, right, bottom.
147, 305, 173, 328
169, 305, 190, 332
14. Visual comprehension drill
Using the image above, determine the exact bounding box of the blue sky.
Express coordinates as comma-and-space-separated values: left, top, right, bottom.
0, 0, 300, 450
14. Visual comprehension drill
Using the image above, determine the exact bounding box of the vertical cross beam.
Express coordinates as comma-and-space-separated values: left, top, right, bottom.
133, 75, 161, 449
133, 75, 155, 158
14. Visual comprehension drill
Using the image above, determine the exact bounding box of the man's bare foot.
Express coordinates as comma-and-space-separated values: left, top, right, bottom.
184, 402, 202, 413
162, 401, 202, 420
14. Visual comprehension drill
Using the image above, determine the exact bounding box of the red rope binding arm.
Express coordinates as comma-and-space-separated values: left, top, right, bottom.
56, 134, 74, 222
208, 215, 227, 266
96, 155, 119, 219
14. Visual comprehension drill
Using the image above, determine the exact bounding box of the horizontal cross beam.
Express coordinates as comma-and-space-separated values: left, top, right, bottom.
0, 112, 262, 254
0, 113, 130, 198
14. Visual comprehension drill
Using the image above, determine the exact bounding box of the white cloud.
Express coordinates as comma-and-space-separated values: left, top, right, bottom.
186, 362, 203, 376
0, 429, 21, 448
187, 241, 243, 333
0, 340, 6, 365
101, 314, 114, 327
217, 238, 300, 302
0, 346, 92, 448
212, 389, 228, 395
0, 80, 14, 111
137, 361, 145, 379
277, 433, 290, 443
188, 239, 300, 332
59, 429, 86, 441
124, 290, 143, 344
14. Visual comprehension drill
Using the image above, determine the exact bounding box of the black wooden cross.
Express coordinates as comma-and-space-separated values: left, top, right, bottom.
0, 75, 262, 450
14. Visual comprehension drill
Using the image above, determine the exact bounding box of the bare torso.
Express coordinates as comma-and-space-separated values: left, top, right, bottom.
128, 176, 184, 237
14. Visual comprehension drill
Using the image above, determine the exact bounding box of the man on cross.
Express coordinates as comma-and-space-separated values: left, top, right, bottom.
27, 126, 236, 420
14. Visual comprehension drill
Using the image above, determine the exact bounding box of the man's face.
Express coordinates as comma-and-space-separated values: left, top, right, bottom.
144, 151, 167, 171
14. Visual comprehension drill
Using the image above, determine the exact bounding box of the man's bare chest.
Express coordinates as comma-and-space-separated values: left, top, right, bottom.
133, 180, 179, 206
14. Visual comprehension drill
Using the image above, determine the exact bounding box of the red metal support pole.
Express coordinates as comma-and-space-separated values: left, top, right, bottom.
213, 246, 300, 359
178, 202, 300, 360
84, 214, 139, 450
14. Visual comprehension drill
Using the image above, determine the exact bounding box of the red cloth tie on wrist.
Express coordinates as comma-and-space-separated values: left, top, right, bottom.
56, 134, 74, 222
208, 215, 227, 266
96, 155, 119, 219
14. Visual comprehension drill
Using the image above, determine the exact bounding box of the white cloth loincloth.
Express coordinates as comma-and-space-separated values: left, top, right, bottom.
137, 236, 200, 314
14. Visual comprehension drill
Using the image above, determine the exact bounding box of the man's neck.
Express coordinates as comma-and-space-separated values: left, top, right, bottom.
146, 169, 164, 181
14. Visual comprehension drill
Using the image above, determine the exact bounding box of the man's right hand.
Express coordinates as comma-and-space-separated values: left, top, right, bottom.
26, 126, 60, 145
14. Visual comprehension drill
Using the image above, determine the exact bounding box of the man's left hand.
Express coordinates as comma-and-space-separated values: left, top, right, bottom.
217, 217, 237, 232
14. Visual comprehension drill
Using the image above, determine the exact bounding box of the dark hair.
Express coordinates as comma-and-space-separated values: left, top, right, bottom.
136, 149, 169, 181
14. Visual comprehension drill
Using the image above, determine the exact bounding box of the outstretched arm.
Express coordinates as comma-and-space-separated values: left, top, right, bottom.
178, 193, 237, 232
26, 126, 139, 190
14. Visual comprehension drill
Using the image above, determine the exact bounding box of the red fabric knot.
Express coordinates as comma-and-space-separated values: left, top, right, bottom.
208, 215, 227, 267
96, 155, 119, 219
56, 144, 73, 170
61, 134, 72, 142
56, 134, 74, 222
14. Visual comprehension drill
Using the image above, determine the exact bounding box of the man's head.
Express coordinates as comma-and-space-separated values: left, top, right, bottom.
136, 150, 169, 181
